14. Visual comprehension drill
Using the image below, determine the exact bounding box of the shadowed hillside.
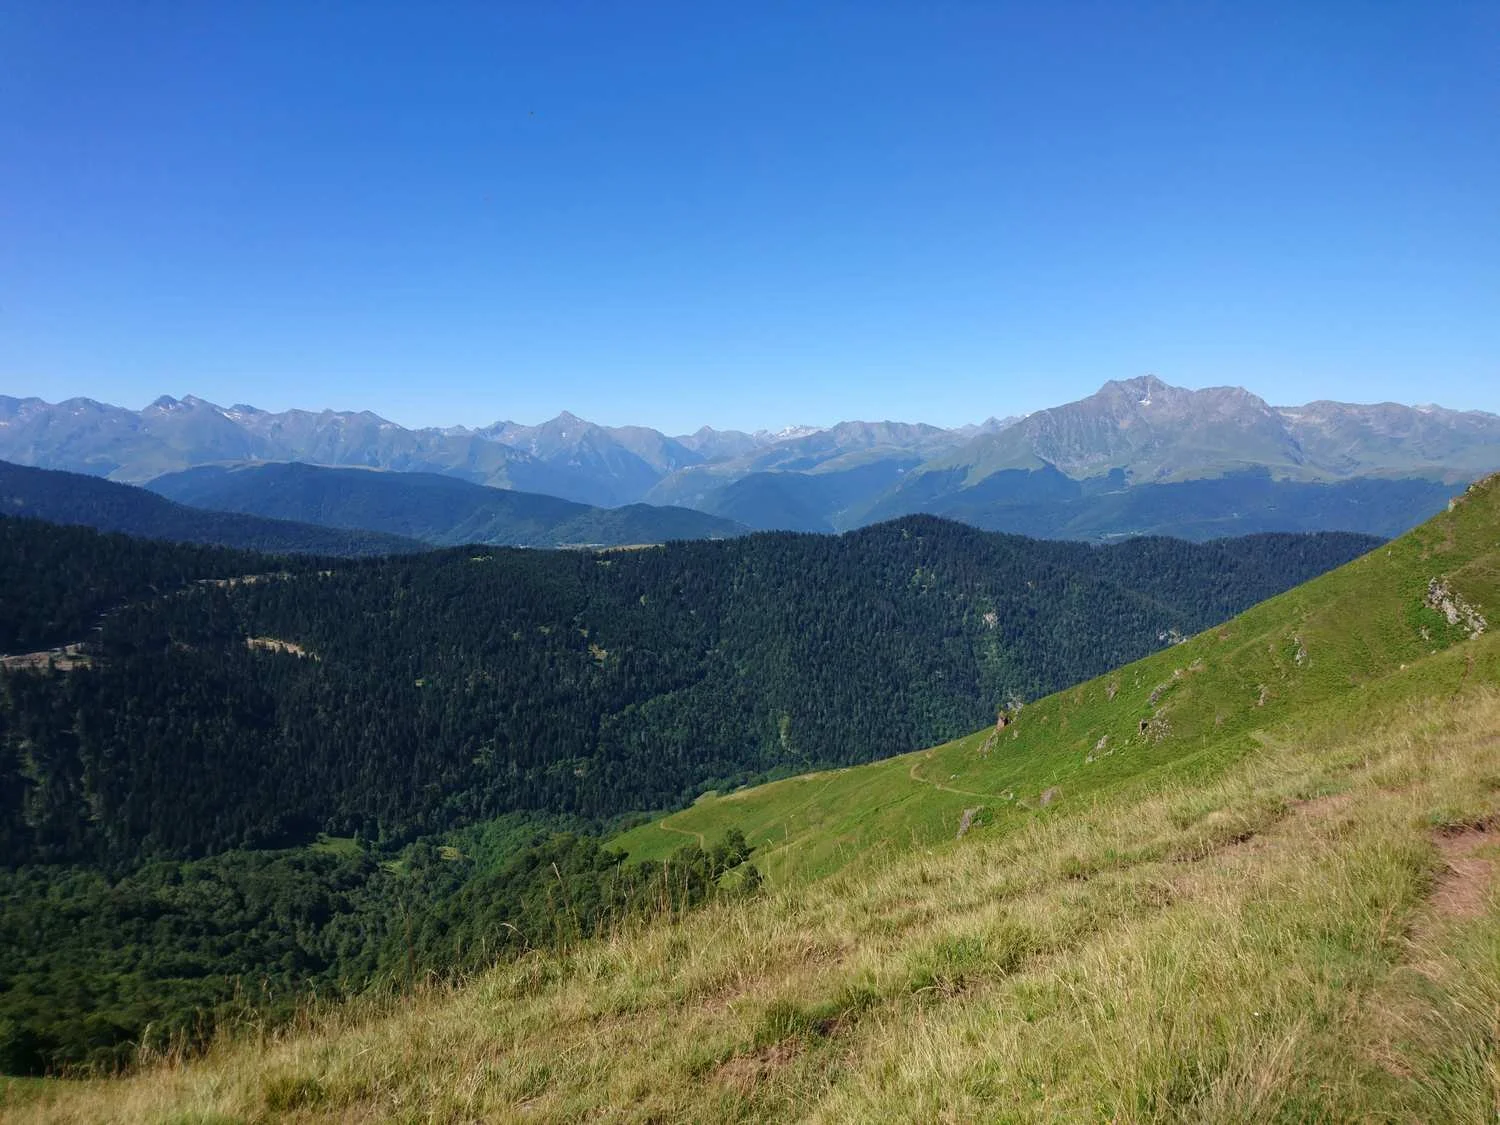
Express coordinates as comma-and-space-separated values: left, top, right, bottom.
146, 461, 747, 547
0, 460, 423, 556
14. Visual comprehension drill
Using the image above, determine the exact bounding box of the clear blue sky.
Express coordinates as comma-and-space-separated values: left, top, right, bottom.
3, 1, 1496, 433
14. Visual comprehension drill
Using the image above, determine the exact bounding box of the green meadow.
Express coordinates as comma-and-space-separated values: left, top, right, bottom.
614, 478, 1499, 887
9, 476, 1498, 1123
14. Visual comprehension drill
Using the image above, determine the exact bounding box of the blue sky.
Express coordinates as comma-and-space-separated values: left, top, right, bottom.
3, 1, 1496, 432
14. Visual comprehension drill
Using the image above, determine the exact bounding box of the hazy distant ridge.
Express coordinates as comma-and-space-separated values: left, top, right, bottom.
4, 377, 1498, 541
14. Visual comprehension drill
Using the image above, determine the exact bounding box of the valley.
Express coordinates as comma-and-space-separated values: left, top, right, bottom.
6, 476, 1497, 1122
0, 506, 1378, 1075
8, 6, 1496, 1119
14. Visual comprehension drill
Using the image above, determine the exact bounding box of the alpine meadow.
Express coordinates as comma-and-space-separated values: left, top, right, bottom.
5, 3, 1499, 1121
5, 471, 1498, 1121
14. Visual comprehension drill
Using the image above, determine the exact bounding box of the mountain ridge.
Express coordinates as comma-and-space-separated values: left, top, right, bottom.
0, 459, 425, 556
145, 461, 747, 547
6, 379, 1498, 541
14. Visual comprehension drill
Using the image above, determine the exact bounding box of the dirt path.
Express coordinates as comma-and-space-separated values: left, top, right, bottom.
656, 819, 707, 849
1428, 821, 1495, 922
907, 754, 1012, 802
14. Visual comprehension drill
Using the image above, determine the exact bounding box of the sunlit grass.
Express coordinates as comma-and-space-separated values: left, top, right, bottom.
11, 477, 1498, 1121
10, 670, 1499, 1122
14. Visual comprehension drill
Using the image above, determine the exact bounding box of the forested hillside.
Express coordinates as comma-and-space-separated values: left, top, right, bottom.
1, 515, 1381, 869
0, 518, 276, 652
0, 514, 1380, 1074
0, 460, 424, 556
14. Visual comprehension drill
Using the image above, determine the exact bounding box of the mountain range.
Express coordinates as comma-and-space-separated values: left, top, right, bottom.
5, 376, 1498, 542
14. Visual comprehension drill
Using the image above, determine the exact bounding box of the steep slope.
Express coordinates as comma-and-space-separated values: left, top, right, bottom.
1280, 399, 1500, 476
0, 460, 423, 556
146, 462, 746, 547
901, 376, 1500, 492
673, 425, 765, 462
16, 482, 1500, 1123
615, 476, 1498, 882
922, 376, 1309, 484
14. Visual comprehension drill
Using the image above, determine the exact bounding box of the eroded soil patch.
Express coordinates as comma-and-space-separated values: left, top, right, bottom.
246, 636, 317, 659
1430, 821, 1496, 921
715, 1041, 802, 1095
0, 643, 90, 671
1288, 791, 1354, 819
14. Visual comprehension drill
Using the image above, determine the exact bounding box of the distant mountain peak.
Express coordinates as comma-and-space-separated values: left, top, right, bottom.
755, 424, 825, 442
9, 385, 1500, 533
1099, 373, 1167, 397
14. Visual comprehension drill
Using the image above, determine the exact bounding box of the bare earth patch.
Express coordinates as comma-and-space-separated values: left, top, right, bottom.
1288, 791, 1355, 819
246, 636, 316, 659
0, 643, 90, 671
715, 1041, 802, 1095
1430, 822, 1495, 921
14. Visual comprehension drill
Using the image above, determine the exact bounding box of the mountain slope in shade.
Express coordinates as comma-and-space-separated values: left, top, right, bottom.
146, 461, 747, 547
677, 458, 927, 533
858, 466, 1463, 541
0, 460, 423, 556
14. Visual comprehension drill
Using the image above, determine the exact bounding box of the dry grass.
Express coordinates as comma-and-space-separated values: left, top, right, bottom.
8, 665, 1500, 1123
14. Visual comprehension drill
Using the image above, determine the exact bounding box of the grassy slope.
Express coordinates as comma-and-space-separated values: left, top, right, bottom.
8, 478, 1500, 1123
614, 477, 1498, 884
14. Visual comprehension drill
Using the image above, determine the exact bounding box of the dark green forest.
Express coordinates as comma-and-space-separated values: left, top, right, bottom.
0, 823, 757, 1074
0, 517, 281, 652
0, 513, 1380, 1073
